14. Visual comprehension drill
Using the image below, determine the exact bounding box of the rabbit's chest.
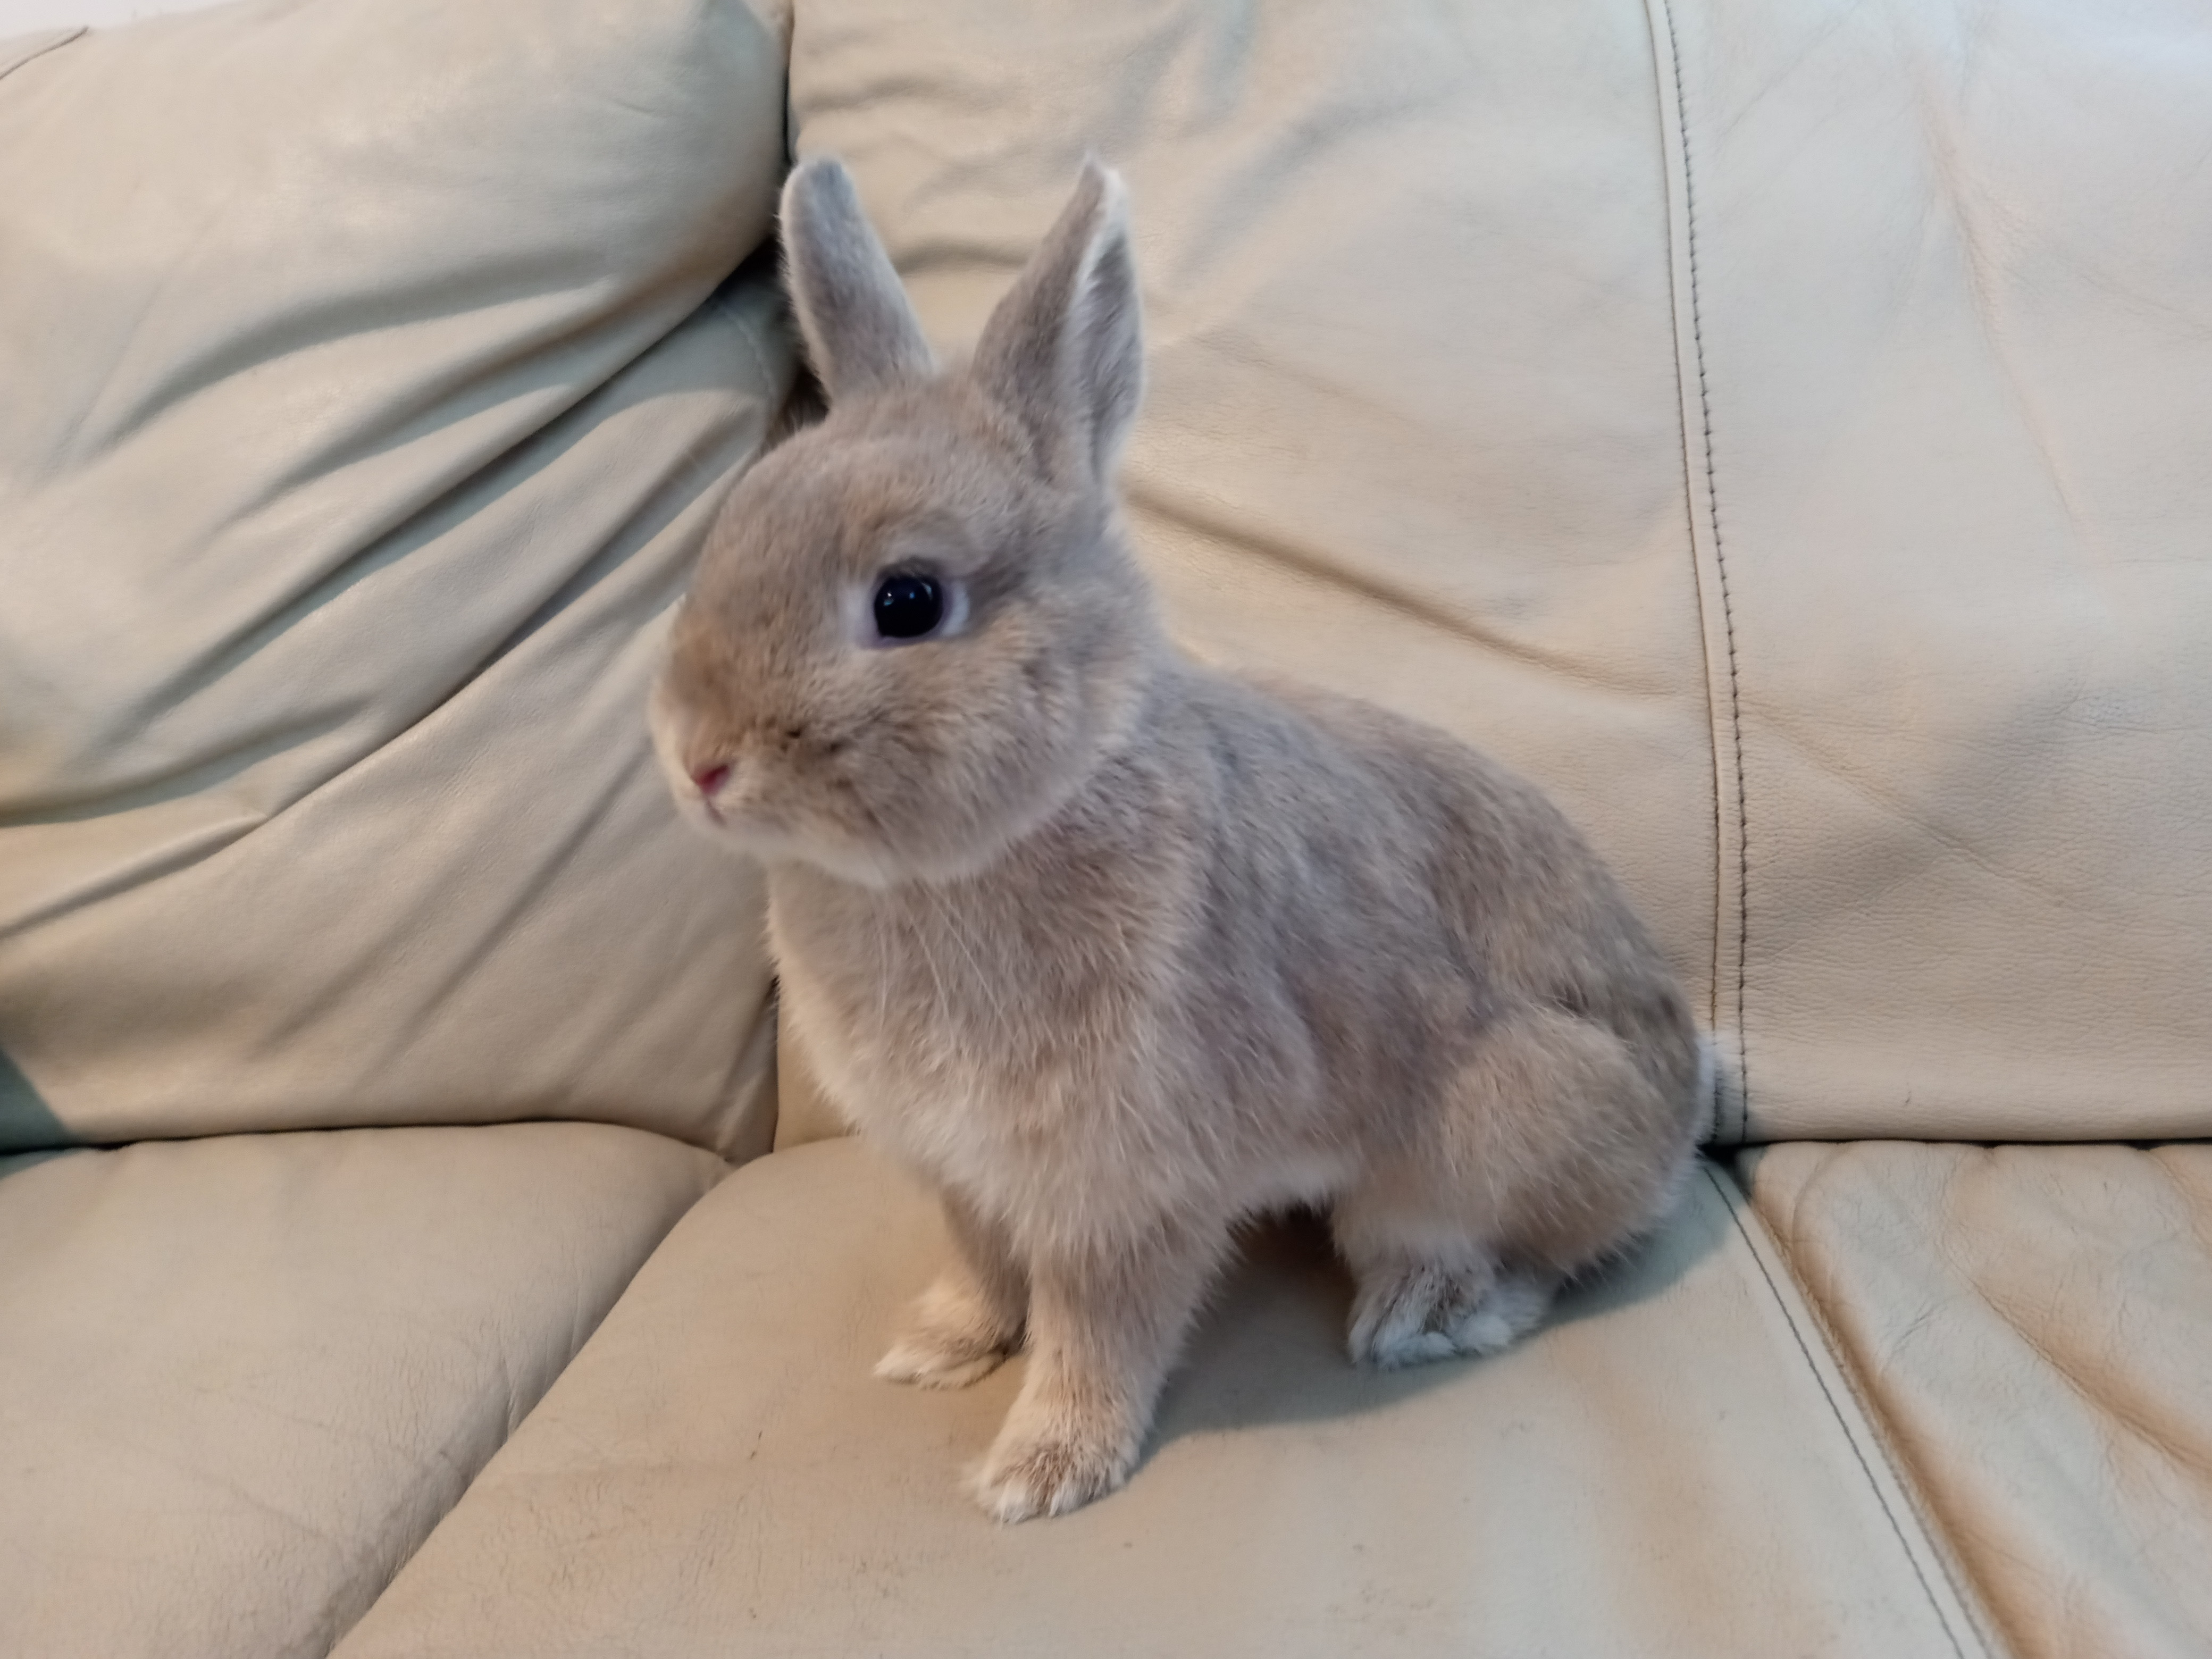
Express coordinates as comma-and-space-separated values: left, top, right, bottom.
769, 884, 1175, 1204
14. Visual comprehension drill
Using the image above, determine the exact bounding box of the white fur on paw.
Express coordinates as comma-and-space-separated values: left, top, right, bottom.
874, 1331, 1011, 1389
1348, 1262, 1456, 1368
971, 1428, 1135, 1523
1350, 1262, 1552, 1369
1448, 1270, 1552, 1358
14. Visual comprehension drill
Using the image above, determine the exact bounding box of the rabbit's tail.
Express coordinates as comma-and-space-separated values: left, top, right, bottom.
1693, 1033, 1740, 1146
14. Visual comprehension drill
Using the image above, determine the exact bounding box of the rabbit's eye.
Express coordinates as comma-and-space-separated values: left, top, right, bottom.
872, 571, 945, 641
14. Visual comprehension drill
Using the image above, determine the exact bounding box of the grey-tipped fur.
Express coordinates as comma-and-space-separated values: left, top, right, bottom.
652, 159, 1703, 1523
782, 156, 935, 399
973, 158, 1144, 483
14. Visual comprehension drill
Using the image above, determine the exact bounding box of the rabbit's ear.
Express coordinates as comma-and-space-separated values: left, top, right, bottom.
974, 159, 1144, 484
781, 156, 934, 400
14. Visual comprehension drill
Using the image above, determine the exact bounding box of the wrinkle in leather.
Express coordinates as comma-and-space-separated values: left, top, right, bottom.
1749, 1142, 2212, 1659
0, 1123, 725, 1659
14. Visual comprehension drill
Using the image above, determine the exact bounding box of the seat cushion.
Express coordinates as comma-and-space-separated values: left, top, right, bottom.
331, 1138, 1990, 1659
786, 0, 2212, 1144
1745, 1141, 2212, 1659
0, 0, 792, 1159
0, 1121, 725, 1659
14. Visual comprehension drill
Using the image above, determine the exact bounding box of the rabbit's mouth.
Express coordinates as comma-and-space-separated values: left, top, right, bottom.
680, 759, 790, 844
653, 739, 905, 889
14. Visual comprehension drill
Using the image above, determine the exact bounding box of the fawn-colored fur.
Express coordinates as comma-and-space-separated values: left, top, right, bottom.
651, 156, 1703, 1522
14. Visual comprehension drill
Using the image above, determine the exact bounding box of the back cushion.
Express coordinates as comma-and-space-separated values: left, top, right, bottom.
787, 0, 2212, 1142
0, 0, 794, 1158
1657, 0, 2212, 1140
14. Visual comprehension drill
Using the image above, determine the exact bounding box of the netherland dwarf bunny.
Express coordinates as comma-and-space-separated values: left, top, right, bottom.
651, 156, 1705, 1522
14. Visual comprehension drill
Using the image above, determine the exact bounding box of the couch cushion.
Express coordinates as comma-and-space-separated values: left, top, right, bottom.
1657, 0, 2212, 1139
330, 1137, 1992, 1659
0, 1121, 725, 1659
0, 0, 793, 1158
1745, 1141, 2212, 1659
786, 0, 2212, 1144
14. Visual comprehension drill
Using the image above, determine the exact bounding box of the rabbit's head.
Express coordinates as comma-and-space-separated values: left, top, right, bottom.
652, 157, 1159, 886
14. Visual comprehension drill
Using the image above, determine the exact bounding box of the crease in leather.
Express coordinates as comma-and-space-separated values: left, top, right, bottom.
0, 803, 263, 945
1150, 51, 1471, 298
1753, 1143, 2212, 1659
396, 750, 644, 1035
1886, 7, 2113, 575
1710, 1158, 2002, 1659
1711, 5, 1861, 140
1127, 475, 1671, 699
52, 168, 264, 480
2, 316, 773, 945
714, 981, 782, 1166
0, 1123, 727, 1659
1645, 0, 1752, 1140
0, 26, 81, 85
1748, 707, 2110, 919
7, 305, 736, 833
1921, 1157, 2212, 1495
2, 703, 348, 833
459, 284, 794, 685
0, 263, 792, 937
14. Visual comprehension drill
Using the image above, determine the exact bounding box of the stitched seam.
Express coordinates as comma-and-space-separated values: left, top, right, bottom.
1648, 64, 1728, 1065
1708, 1164, 1982, 1659
1773, 1157, 2026, 1658
1659, 0, 1753, 1142
1639, 1, 1727, 1093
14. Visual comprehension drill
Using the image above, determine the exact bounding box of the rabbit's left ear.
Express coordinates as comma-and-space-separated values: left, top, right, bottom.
781, 155, 934, 400
973, 160, 1144, 485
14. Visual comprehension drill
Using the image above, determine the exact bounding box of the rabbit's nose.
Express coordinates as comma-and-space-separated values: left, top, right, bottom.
691, 762, 731, 798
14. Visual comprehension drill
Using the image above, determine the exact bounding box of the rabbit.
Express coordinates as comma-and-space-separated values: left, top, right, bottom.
649, 154, 1707, 1523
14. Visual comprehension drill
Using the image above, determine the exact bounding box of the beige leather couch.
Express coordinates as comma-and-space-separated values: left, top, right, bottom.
3, 1, 2206, 1655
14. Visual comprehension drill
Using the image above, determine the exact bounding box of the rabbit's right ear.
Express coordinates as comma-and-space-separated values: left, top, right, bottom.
781, 156, 933, 401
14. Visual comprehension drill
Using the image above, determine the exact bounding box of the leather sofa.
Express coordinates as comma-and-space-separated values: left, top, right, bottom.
3, 0, 2205, 1655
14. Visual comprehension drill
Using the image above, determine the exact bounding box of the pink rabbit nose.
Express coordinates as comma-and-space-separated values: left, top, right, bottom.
691, 762, 730, 798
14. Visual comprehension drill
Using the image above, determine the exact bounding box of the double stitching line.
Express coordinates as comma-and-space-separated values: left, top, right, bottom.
1654, 0, 1752, 1141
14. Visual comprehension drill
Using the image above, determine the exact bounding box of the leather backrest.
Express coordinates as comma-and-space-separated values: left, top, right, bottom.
786, 0, 2212, 1143
0, 0, 794, 1158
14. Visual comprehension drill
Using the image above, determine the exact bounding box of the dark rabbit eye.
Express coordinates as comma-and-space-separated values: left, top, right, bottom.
872, 571, 944, 641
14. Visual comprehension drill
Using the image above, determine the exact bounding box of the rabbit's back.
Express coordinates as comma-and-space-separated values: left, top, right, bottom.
1167, 668, 1698, 1147
1255, 675, 1699, 1099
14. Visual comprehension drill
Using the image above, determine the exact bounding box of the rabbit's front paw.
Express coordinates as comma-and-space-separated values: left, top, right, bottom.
875, 1276, 1020, 1389
971, 1415, 1138, 1522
